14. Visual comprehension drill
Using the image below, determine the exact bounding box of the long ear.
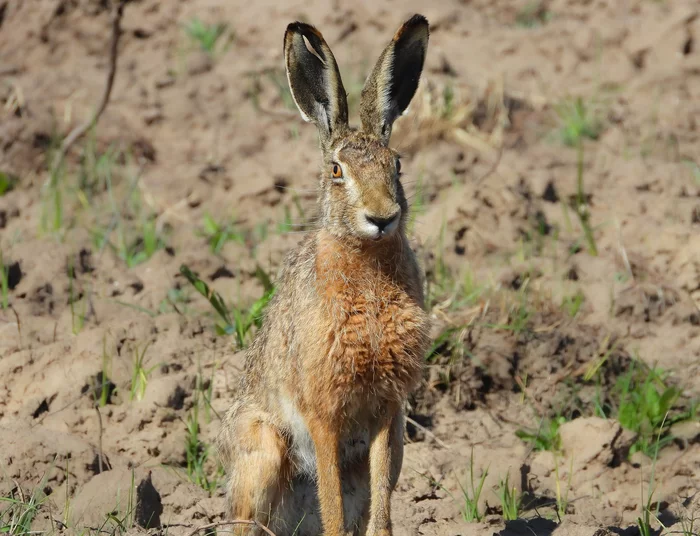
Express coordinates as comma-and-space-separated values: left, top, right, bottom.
284, 22, 349, 144
359, 14, 429, 143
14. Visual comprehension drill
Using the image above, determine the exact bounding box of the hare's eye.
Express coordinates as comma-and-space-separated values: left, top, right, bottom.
396, 158, 402, 175
331, 163, 343, 180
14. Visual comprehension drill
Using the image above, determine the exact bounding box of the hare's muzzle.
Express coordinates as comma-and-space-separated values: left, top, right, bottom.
362, 209, 400, 240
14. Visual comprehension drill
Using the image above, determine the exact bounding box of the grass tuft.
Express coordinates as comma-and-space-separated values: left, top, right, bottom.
0, 171, 17, 197
0, 486, 44, 535
516, 416, 566, 452
129, 343, 158, 402
199, 213, 245, 254
614, 363, 690, 457
516, 1, 552, 27
180, 264, 275, 348
183, 373, 225, 493
495, 473, 521, 521
458, 449, 489, 522
555, 97, 603, 148
184, 18, 228, 55
0, 250, 9, 310
553, 454, 573, 520
561, 290, 585, 318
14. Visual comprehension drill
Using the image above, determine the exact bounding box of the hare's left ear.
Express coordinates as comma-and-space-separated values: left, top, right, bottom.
359, 14, 429, 144
284, 22, 349, 146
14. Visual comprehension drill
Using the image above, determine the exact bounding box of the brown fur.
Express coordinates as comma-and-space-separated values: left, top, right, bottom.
218, 14, 430, 536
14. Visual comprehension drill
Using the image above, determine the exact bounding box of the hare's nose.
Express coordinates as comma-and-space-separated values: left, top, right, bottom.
365, 212, 399, 233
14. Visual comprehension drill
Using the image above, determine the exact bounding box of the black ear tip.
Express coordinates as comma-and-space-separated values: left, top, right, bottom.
407, 14, 429, 27
286, 21, 323, 39
394, 14, 429, 42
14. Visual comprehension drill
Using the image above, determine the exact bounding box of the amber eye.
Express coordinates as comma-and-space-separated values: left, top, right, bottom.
331, 163, 343, 179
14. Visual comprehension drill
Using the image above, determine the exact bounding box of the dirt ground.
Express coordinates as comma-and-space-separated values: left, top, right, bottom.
1, 0, 699, 535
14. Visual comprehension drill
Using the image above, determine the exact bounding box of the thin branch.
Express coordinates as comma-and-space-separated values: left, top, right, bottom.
10, 304, 21, 348
94, 405, 104, 474
175, 520, 277, 536
405, 416, 450, 450
474, 141, 503, 185
51, 0, 126, 174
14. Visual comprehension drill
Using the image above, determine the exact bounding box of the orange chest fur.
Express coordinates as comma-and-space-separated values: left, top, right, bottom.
312, 241, 430, 407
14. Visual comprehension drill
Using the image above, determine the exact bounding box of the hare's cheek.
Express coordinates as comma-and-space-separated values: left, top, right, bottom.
342, 176, 362, 204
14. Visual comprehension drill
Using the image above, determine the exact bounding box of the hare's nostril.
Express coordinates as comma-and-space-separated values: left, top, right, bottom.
365, 212, 399, 233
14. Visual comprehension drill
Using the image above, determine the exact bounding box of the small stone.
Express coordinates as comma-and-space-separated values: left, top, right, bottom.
670, 420, 700, 443
143, 108, 163, 125
187, 51, 213, 76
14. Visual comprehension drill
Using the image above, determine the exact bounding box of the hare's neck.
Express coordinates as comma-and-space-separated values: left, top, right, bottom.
315, 230, 406, 278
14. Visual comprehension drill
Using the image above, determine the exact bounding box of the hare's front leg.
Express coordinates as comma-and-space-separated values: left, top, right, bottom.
219, 408, 288, 533
366, 409, 404, 536
308, 417, 349, 536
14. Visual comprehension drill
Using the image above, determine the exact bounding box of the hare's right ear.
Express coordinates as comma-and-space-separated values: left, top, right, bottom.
360, 15, 429, 144
284, 22, 349, 144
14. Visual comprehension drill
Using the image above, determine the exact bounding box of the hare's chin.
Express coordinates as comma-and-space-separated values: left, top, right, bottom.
358, 220, 399, 241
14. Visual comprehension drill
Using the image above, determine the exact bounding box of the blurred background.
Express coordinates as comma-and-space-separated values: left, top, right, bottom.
0, 1, 699, 535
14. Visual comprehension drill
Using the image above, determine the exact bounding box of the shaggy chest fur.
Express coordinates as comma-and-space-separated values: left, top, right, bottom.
310, 233, 430, 414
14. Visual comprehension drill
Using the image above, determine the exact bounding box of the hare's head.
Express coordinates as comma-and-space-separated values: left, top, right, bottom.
284, 15, 429, 242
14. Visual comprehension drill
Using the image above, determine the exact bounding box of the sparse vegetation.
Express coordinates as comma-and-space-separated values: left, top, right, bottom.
406, 174, 426, 236
683, 158, 700, 186
487, 284, 532, 335
562, 290, 585, 318
277, 193, 310, 234
458, 451, 489, 522
516, 416, 566, 452
0, 251, 9, 310
495, 473, 521, 521
90, 168, 167, 267
679, 511, 698, 536
184, 18, 229, 55
129, 343, 157, 402
41, 167, 66, 235
158, 285, 191, 315
0, 171, 17, 196
199, 213, 245, 254
555, 97, 603, 148
614, 363, 689, 457
573, 141, 598, 256
554, 454, 573, 520
516, 1, 553, 27
0, 484, 44, 535
426, 326, 470, 364
67, 262, 87, 334
97, 337, 114, 407
183, 374, 225, 492
180, 264, 275, 347
636, 423, 666, 536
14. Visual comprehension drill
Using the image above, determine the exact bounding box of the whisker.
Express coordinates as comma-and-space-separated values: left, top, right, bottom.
281, 229, 315, 236
274, 185, 319, 195
278, 223, 317, 229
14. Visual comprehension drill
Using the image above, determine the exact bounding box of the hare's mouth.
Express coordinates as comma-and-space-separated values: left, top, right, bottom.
359, 210, 400, 240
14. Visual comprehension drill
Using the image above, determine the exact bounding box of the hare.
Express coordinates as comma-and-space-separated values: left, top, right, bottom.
218, 14, 430, 536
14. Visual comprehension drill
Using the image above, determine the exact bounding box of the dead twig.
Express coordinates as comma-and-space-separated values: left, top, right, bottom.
12, 479, 25, 503
179, 520, 277, 536
474, 141, 503, 185
94, 405, 104, 474
405, 416, 451, 450
50, 0, 126, 175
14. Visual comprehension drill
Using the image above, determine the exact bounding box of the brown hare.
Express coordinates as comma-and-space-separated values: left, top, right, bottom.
218, 14, 430, 536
